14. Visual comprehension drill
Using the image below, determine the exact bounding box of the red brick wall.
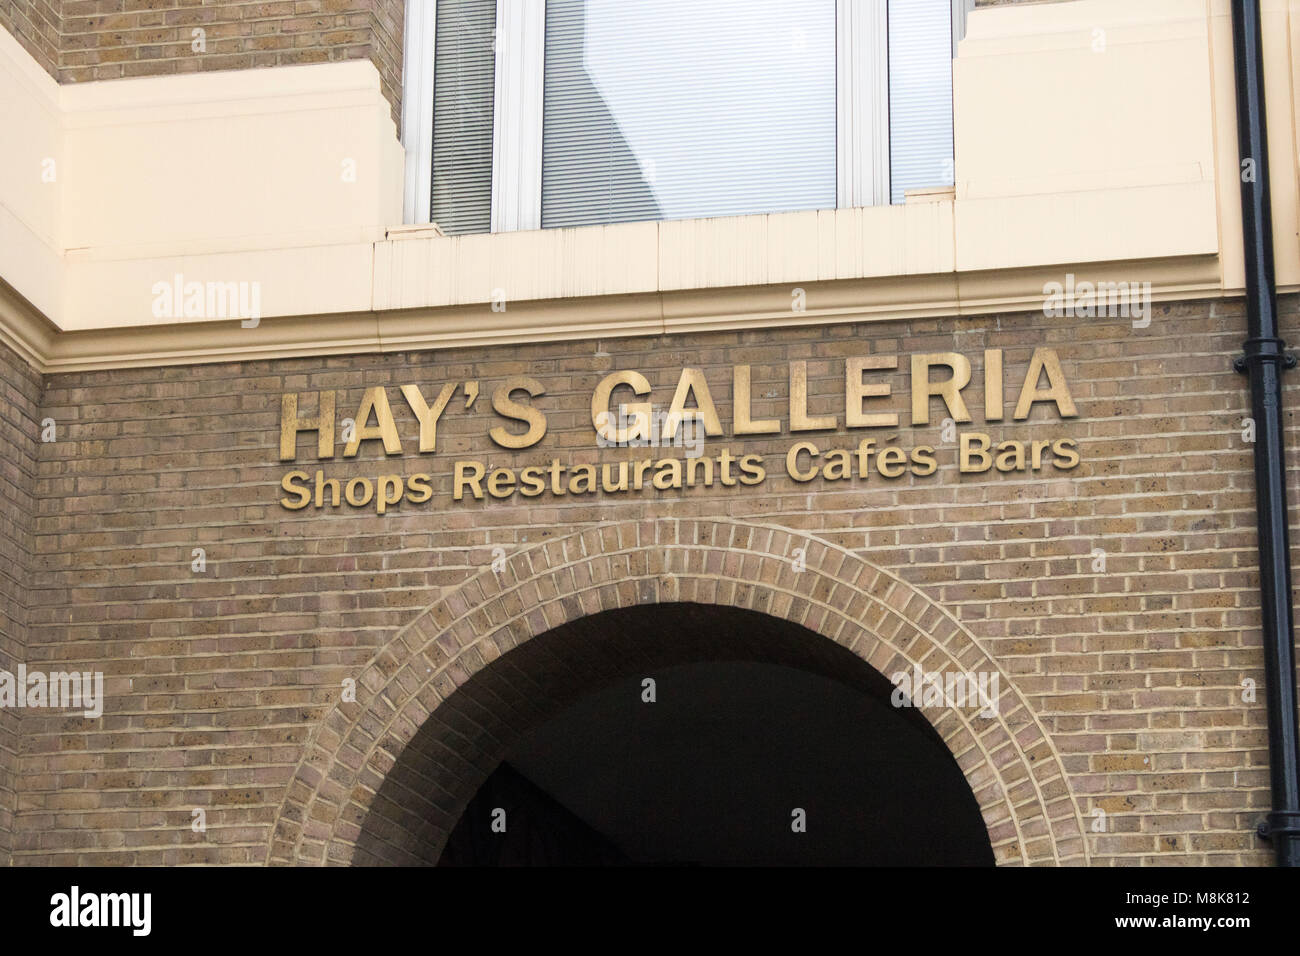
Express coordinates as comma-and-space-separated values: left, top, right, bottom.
9, 296, 1299, 864
0, 338, 43, 867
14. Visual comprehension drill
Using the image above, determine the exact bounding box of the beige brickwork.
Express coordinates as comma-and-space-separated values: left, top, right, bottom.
0, 295, 1293, 864
0, 0, 57, 75
0, 336, 43, 867
282, 527, 1085, 866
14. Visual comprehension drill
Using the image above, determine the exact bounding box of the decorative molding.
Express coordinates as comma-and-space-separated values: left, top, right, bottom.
0, 277, 56, 371
8, 253, 1225, 374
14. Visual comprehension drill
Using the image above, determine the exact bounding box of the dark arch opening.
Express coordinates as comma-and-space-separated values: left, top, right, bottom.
352, 603, 995, 866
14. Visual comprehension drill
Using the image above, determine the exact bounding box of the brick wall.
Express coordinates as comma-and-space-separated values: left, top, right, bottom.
1, 0, 405, 123
10, 296, 1299, 864
0, 338, 43, 867
0, 0, 58, 74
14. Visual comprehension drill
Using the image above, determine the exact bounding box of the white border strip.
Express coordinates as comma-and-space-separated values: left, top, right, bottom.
401, 0, 437, 223
836, 0, 891, 209
490, 0, 545, 232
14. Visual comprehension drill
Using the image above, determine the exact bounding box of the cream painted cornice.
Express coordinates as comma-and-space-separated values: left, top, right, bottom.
10, 254, 1225, 375
0, 277, 56, 371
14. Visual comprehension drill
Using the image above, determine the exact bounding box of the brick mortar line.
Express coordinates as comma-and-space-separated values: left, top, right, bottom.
19, 573, 1276, 609
19, 633, 1270, 659
62, 16, 374, 34
31, 459, 1262, 493
29, 473, 1261, 501
23, 490, 1268, 530
28, 557, 1265, 586
29, 443, 1261, 476
13, 843, 273, 856
14, 737, 1271, 759
10, 695, 1270, 726
20, 633, 1263, 660
25, 574, 1269, 603
20, 524, 1275, 562
20, 613, 1270, 647
24, 587, 1267, 611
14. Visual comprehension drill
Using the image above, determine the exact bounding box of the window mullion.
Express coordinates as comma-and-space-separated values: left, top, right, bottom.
402, 0, 437, 224
836, 0, 890, 209
490, 0, 545, 232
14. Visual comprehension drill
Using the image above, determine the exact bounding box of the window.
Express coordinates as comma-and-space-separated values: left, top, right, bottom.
888, 0, 957, 204
430, 0, 498, 234
404, 0, 970, 233
542, 0, 836, 229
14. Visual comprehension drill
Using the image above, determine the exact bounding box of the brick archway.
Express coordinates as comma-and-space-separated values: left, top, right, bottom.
266, 518, 1087, 866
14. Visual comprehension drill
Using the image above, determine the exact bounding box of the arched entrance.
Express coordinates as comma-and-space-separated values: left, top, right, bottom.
267, 519, 1087, 866
429, 603, 994, 866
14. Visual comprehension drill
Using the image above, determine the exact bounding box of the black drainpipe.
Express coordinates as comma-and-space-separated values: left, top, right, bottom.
1230, 0, 1300, 867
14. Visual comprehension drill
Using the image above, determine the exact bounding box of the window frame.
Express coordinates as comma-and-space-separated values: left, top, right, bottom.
401, 0, 438, 225
490, 0, 545, 232
403, 0, 973, 229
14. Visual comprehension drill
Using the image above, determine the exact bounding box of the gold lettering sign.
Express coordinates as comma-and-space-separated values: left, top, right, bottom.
845, 356, 898, 428
490, 377, 548, 449
275, 347, 1081, 512
592, 370, 652, 443
344, 386, 402, 457
280, 390, 335, 461
733, 365, 779, 435
400, 383, 456, 453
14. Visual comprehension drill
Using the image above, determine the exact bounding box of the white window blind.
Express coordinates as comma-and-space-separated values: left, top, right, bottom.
540, 0, 837, 229
415, 0, 965, 231
431, 0, 499, 234
887, 0, 955, 204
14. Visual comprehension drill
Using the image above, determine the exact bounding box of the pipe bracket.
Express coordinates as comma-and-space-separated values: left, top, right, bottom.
1257, 810, 1300, 842
1233, 338, 1296, 373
